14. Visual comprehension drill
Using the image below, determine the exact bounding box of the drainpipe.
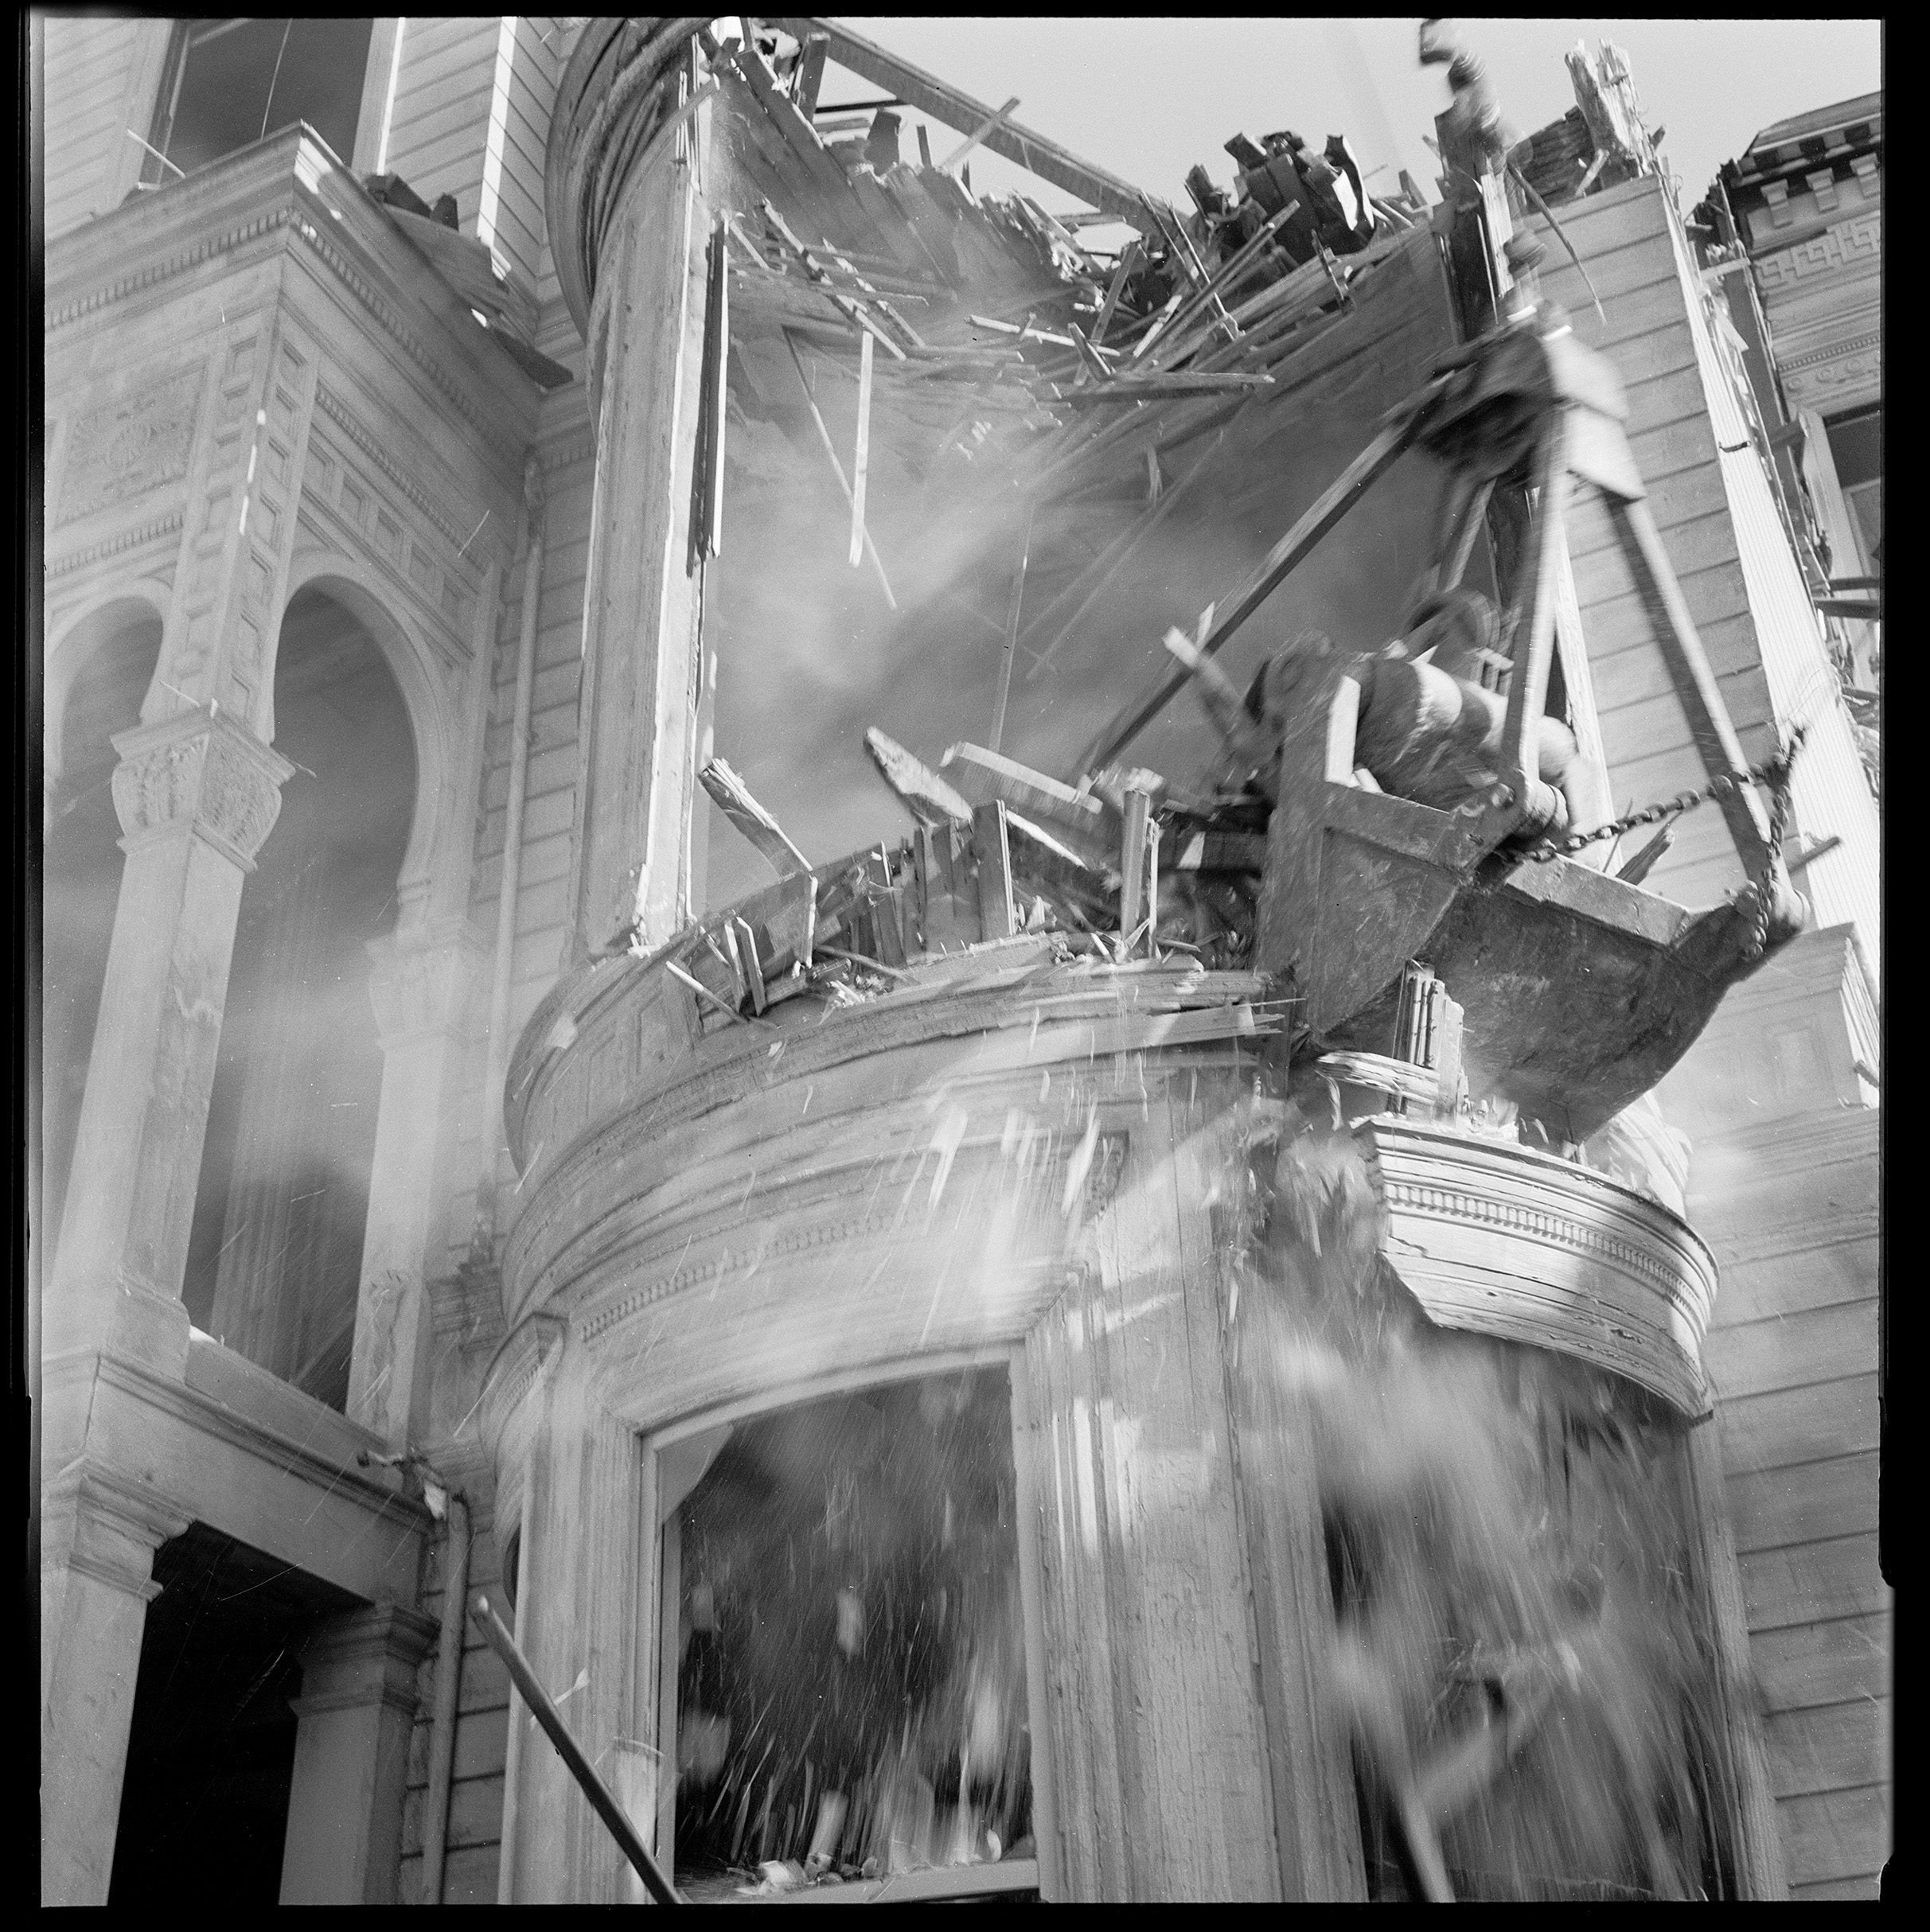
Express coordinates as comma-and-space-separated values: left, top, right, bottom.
420, 1488, 474, 1903
474, 453, 548, 1248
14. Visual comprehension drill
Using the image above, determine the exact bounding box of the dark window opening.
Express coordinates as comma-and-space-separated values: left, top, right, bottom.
109, 1522, 361, 1905
1825, 406, 1881, 493
181, 588, 415, 1410
142, 18, 375, 187
661, 1367, 1038, 1902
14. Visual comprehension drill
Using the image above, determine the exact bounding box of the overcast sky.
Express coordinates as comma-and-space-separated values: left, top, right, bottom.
831, 18, 1882, 226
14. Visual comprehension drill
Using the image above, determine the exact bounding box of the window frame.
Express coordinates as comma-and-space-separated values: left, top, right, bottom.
642, 1343, 1051, 1905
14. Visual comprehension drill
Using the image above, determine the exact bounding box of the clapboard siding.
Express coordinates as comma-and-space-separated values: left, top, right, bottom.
1763, 1700, 1889, 1802
1740, 1530, 1885, 1632
1715, 1374, 1877, 1477
1527, 175, 1787, 913
466, 442, 594, 1194
1703, 1298, 1877, 1403
41, 14, 146, 240
383, 17, 501, 230
1750, 1611, 1890, 1714
398, 1508, 509, 1903
1776, 1786, 1888, 1892
1725, 1451, 1880, 1553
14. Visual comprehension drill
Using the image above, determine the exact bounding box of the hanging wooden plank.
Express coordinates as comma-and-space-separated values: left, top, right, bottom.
780, 329, 897, 606
848, 328, 874, 567
688, 219, 730, 571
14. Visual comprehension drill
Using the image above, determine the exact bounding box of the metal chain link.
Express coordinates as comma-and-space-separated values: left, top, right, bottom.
1525, 727, 1807, 958
1525, 728, 1805, 861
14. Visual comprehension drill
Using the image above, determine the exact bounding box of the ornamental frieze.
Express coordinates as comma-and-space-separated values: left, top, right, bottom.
57, 366, 206, 526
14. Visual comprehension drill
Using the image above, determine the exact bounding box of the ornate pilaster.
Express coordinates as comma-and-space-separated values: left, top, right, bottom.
48, 710, 293, 1365
348, 917, 491, 1449
279, 1604, 440, 1904
40, 1461, 194, 1904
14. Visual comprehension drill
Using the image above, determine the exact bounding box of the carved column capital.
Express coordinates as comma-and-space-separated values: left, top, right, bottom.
291, 1603, 440, 1720
41, 1459, 193, 1602
365, 917, 490, 1047
110, 708, 294, 871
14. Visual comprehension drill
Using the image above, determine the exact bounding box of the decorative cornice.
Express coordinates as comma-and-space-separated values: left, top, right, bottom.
540, 432, 597, 475
46, 205, 298, 329
1381, 1178, 1686, 1301
1781, 330, 1881, 374
1360, 1120, 1718, 1418
46, 510, 184, 579
314, 384, 474, 551
288, 214, 483, 431
576, 1207, 907, 1342
49, 152, 528, 462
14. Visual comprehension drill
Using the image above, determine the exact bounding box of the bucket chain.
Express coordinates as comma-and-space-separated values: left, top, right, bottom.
1526, 728, 1807, 958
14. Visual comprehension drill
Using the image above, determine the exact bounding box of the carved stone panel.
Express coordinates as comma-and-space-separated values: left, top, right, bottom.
57, 367, 207, 526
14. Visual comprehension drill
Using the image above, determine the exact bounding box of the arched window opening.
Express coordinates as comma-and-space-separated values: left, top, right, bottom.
181, 586, 417, 1412
41, 610, 164, 1263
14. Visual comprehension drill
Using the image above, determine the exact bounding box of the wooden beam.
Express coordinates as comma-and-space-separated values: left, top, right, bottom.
766, 16, 1175, 236
939, 95, 1020, 172
793, 31, 829, 117
973, 800, 1019, 940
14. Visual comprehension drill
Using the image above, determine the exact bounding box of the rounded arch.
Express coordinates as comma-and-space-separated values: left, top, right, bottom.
279, 551, 467, 930
43, 579, 171, 793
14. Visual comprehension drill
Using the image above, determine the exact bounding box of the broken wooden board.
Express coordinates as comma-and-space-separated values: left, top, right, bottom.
939, 742, 1119, 861
700, 757, 810, 877
865, 726, 973, 826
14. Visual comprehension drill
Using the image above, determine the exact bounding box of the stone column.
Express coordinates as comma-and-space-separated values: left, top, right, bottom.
45, 709, 293, 1373
40, 1462, 192, 1905
565, 69, 724, 961
348, 917, 489, 1450
279, 1604, 439, 1904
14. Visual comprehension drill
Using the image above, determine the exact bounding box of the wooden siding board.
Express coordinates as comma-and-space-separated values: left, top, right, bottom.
1739, 1530, 1886, 1631
1706, 1245, 1880, 1324
1763, 1700, 1889, 1803
1749, 1611, 1891, 1715
1727, 1451, 1879, 1555
1717, 1374, 1879, 1476
1775, 1785, 1889, 1889
1704, 1299, 1877, 1402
